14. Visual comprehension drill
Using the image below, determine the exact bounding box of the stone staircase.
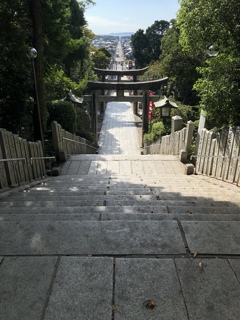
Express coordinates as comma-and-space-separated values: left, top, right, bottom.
1, 154, 240, 319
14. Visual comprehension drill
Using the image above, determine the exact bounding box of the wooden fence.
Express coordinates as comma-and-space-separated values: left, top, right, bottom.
0, 128, 46, 190
195, 127, 240, 184
51, 121, 97, 162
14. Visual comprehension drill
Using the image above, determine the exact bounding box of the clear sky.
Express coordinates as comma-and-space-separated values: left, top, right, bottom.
85, 0, 180, 35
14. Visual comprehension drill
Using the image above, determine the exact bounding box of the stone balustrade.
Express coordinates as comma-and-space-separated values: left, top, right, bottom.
51, 121, 96, 162
195, 126, 240, 184
0, 128, 46, 189
144, 118, 194, 162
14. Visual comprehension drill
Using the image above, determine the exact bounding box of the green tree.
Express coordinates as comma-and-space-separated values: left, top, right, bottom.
0, 0, 96, 140
0, 0, 33, 135
131, 20, 169, 68
146, 20, 170, 62
92, 49, 111, 69
131, 29, 149, 68
177, 0, 240, 127
160, 20, 201, 105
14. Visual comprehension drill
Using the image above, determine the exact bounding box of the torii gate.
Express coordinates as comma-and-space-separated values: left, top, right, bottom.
84, 67, 168, 146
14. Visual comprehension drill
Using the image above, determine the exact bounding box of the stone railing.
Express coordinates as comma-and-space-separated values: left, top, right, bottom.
194, 126, 240, 185
0, 128, 47, 190
51, 121, 97, 162
144, 117, 195, 162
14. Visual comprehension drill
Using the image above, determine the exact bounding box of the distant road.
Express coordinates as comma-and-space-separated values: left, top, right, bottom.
113, 41, 126, 70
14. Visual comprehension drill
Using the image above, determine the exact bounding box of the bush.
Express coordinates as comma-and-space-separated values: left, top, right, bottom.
144, 121, 166, 144
47, 100, 77, 133
76, 108, 94, 142
151, 121, 166, 140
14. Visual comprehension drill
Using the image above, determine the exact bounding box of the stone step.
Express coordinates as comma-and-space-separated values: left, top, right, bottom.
0, 220, 185, 255
2, 194, 158, 201
5, 193, 240, 206
1, 220, 240, 255
0, 205, 169, 214
66, 154, 181, 161
0, 198, 239, 208
1, 213, 240, 222
2, 256, 240, 320
18, 188, 153, 196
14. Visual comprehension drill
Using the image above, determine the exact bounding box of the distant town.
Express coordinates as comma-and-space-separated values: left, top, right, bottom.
92, 35, 135, 65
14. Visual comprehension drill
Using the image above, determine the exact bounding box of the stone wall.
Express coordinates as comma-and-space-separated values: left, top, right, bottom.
0, 128, 46, 190
51, 121, 96, 162
195, 127, 240, 184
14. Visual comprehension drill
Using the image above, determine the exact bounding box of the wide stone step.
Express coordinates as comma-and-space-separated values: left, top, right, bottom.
0, 220, 185, 255
2, 212, 240, 222
0, 198, 239, 208
17, 188, 153, 196
3, 194, 158, 201
2, 256, 240, 320
0, 205, 169, 214
1, 220, 240, 255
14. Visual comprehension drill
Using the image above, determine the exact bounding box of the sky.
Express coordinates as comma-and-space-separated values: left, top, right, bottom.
85, 0, 180, 35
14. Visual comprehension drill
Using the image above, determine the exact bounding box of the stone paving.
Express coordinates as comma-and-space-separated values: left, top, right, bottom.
98, 101, 140, 155
1, 101, 240, 319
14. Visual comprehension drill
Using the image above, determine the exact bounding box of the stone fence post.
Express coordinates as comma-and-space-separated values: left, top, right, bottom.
171, 116, 183, 133
180, 120, 195, 163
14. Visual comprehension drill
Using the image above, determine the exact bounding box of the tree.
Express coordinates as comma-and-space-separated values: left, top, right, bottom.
64, 0, 87, 78
0, 0, 33, 135
160, 20, 201, 105
92, 49, 111, 69
177, 0, 240, 127
131, 29, 149, 68
146, 20, 170, 62
131, 20, 169, 68
0, 0, 96, 139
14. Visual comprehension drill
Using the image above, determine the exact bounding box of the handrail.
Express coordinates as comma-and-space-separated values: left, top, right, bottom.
30, 156, 56, 165
191, 155, 227, 160
0, 158, 26, 162
62, 137, 98, 151
191, 155, 240, 160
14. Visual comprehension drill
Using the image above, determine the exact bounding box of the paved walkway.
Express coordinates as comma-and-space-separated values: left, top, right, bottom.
98, 100, 140, 155
61, 100, 185, 175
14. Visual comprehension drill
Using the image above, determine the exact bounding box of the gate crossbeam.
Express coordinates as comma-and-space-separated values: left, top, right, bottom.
87, 77, 168, 91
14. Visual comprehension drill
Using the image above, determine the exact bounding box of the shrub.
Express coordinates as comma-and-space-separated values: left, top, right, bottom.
144, 121, 167, 144
47, 100, 77, 133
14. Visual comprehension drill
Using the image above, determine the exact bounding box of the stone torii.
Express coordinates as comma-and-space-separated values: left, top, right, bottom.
84, 67, 168, 145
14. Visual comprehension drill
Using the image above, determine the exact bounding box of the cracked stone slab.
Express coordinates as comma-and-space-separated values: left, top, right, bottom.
229, 259, 240, 282
0, 220, 185, 255
175, 258, 240, 320
44, 257, 113, 320
0, 257, 57, 320
114, 258, 188, 320
181, 221, 240, 254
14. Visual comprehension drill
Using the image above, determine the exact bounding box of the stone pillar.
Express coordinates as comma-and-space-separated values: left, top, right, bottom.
100, 75, 105, 115
195, 109, 206, 156
142, 90, 149, 147
133, 75, 138, 114
91, 91, 98, 143
185, 121, 195, 154
171, 116, 183, 133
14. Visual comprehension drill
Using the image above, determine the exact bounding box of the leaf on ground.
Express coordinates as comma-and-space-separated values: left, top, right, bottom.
112, 306, 117, 312
194, 251, 198, 258
145, 300, 156, 310
199, 262, 204, 271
